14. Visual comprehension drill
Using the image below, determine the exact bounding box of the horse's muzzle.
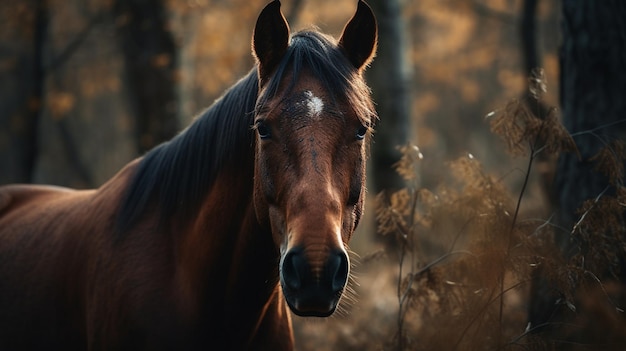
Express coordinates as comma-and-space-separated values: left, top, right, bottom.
279, 246, 349, 317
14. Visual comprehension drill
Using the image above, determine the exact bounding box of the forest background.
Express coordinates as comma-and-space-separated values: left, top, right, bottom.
2, 0, 625, 350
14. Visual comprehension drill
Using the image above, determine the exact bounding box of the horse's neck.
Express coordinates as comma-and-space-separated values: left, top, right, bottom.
175, 162, 283, 337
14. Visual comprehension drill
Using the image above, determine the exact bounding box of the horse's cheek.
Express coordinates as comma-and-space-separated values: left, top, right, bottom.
253, 157, 271, 227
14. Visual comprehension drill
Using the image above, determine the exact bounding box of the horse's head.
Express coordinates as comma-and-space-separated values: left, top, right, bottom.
251, 1, 377, 317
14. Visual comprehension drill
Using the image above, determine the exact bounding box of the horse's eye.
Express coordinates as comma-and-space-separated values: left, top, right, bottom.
256, 121, 271, 139
356, 125, 368, 140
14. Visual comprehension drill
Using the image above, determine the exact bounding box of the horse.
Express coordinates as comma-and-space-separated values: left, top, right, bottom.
0, 1, 377, 350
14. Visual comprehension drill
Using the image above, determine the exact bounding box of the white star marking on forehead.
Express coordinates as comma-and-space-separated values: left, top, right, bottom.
303, 90, 324, 119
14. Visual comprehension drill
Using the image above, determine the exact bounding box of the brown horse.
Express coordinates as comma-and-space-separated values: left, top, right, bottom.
0, 1, 377, 350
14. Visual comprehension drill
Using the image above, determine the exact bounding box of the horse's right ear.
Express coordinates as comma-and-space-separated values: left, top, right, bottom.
252, 0, 290, 85
338, 0, 377, 71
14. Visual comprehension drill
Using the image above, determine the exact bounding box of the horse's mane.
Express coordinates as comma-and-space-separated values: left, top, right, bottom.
116, 30, 376, 234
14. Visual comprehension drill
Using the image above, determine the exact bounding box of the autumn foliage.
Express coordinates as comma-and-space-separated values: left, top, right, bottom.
294, 70, 626, 351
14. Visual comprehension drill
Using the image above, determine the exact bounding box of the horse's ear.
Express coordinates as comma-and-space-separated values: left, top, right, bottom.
338, 0, 377, 71
252, 0, 290, 85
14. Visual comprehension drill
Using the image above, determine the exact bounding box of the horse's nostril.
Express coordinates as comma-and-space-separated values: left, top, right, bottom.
328, 250, 349, 292
281, 249, 306, 290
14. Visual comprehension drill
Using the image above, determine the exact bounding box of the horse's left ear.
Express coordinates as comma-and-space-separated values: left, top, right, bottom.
338, 0, 378, 71
252, 0, 290, 85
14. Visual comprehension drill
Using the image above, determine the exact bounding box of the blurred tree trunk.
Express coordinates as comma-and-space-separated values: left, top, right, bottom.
529, 0, 626, 333
114, 0, 179, 153
520, 0, 540, 76
0, 0, 45, 184
366, 0, 413, 194
32, 2, 136, 187
2, 0, 179, 188
555, 1, 626, 245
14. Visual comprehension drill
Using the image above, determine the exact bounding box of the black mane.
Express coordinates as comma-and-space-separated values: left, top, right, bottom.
116, 30, 375, 233
116, 70, 259, 233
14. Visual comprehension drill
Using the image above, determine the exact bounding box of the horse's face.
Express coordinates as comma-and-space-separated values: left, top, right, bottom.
251, 1, 377, 317
254, 74, 366, 316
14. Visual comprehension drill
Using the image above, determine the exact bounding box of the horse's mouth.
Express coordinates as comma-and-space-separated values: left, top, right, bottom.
282, 288, 341, 317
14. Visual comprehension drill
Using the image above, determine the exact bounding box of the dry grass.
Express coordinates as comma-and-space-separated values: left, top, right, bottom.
293, 69, 626, 350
